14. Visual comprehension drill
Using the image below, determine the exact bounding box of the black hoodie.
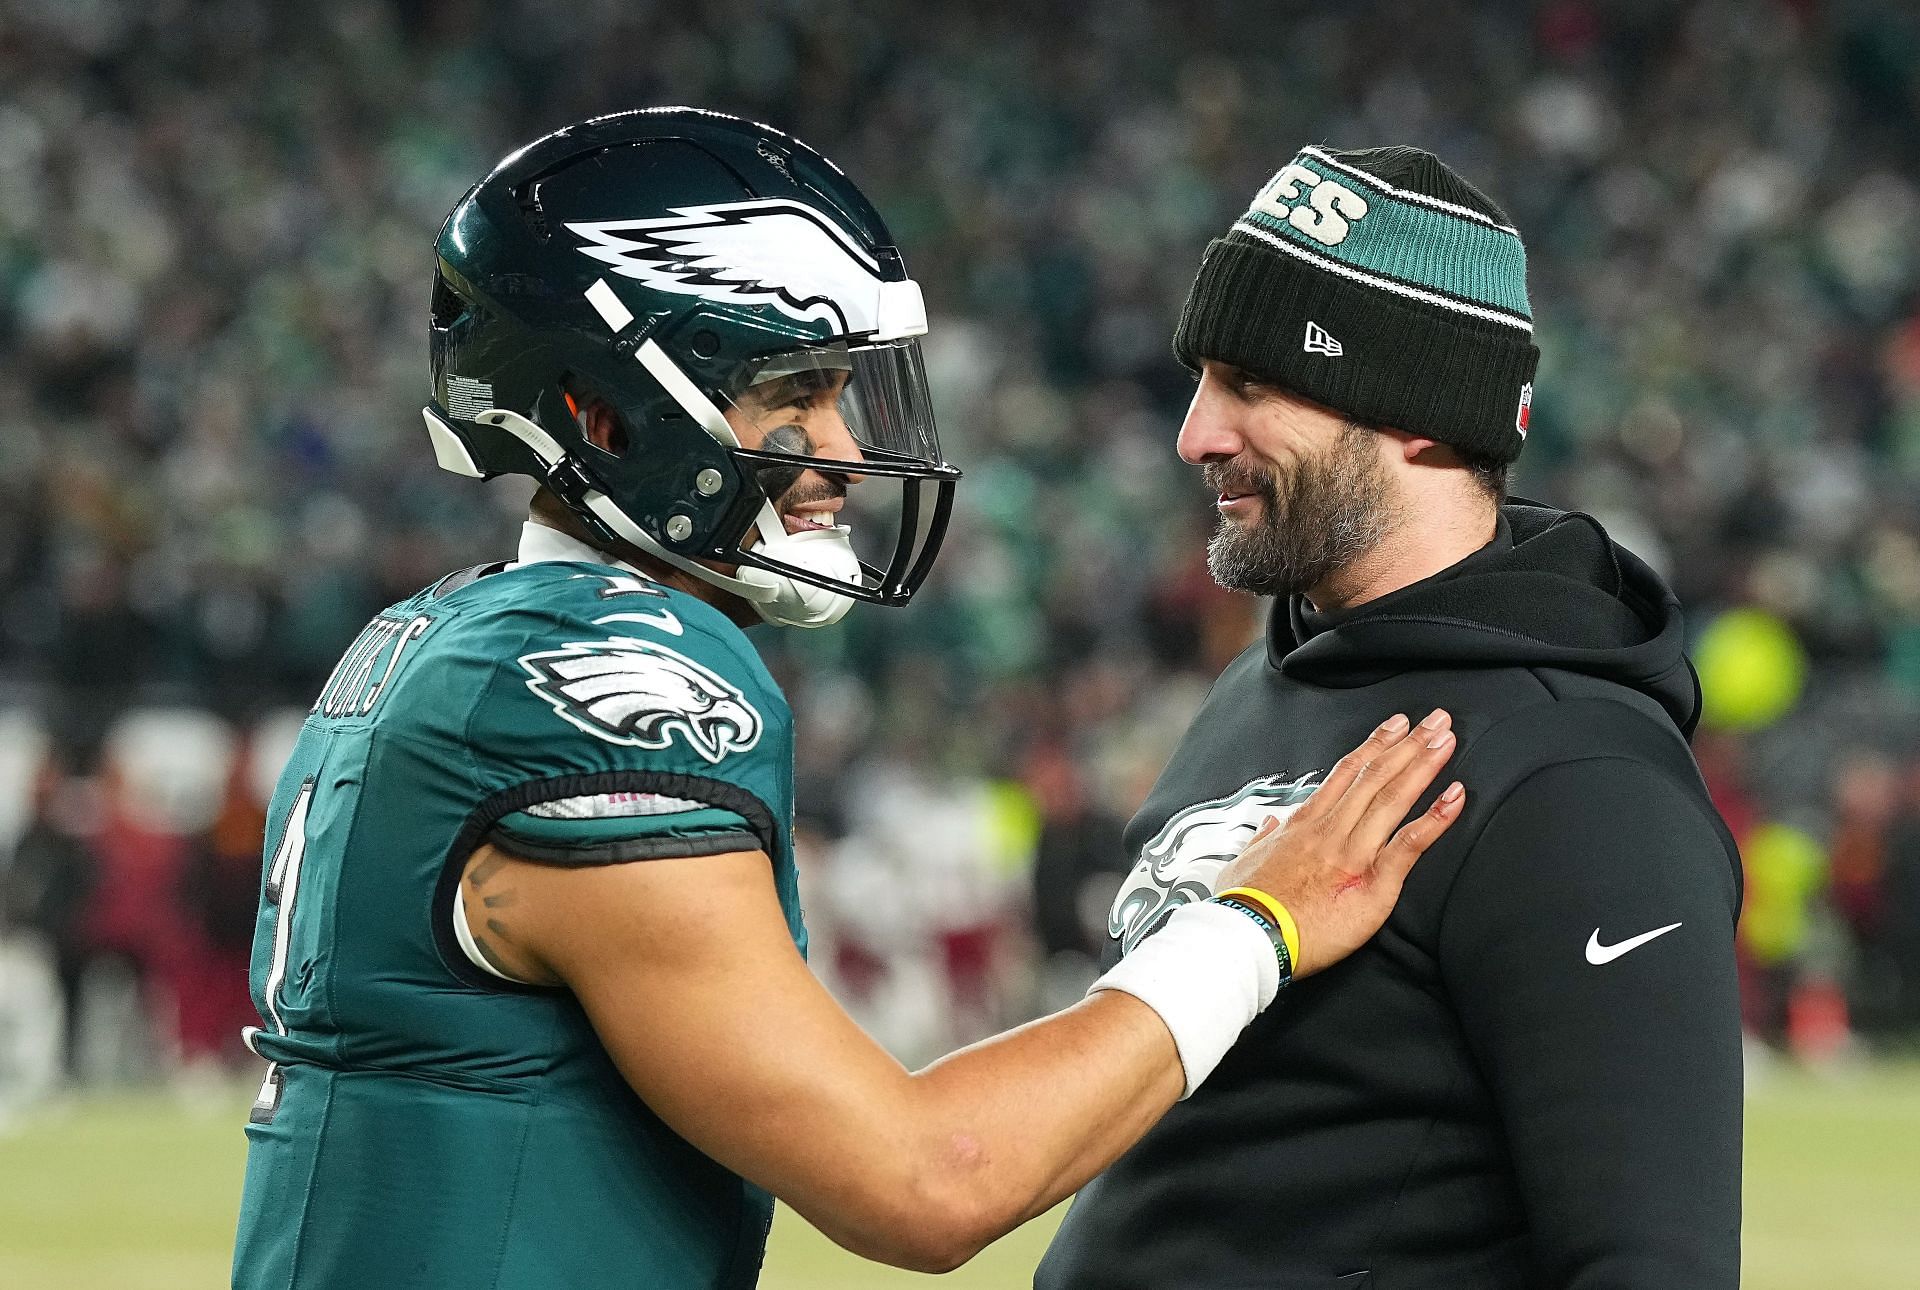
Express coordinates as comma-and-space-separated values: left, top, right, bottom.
1037, 504, 1743, 1290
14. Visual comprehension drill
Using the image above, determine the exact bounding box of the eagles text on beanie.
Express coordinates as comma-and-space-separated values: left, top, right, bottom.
1173, 145, 1539, 464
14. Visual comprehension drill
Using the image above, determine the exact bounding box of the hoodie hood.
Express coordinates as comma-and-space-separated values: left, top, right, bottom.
1275, 502, 1701, 735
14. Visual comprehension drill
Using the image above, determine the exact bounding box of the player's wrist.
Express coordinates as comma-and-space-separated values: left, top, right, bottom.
1088, 900, 1281, 1098
1213, 887, 1300, 982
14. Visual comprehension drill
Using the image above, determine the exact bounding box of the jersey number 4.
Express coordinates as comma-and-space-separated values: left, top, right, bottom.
246, 776, 315, 1124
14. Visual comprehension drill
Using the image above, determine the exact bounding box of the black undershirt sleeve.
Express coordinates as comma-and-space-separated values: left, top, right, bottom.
1438, 756, 1743, 1290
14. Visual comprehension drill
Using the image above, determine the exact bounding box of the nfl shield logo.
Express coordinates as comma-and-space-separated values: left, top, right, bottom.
1516, 382, 1533, 438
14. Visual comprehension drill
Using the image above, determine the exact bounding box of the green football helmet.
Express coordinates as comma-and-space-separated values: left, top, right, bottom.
425, 107, 960, 628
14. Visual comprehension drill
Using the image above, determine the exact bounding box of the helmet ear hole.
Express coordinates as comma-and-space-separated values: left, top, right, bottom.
601, 412, 629, 457
577, 400, 629, 457
557, 379, 630, 457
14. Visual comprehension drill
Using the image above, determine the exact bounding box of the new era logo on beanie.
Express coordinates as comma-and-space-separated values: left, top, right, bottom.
1304, 321, 1343, 356
1173, 144, 1541, 464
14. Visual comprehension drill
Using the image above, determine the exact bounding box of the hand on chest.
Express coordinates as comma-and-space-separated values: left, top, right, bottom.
1108, 770, 1326, 954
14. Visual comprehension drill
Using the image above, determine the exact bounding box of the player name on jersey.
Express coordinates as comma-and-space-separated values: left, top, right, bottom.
310, 612, 435, 719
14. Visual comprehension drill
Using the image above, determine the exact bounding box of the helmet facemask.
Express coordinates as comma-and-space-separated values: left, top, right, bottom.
603, 334, 955, 628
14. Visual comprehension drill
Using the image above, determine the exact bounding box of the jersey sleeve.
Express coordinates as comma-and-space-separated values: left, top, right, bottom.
450, 575, 793, 866
1437, 756, 1743, 1290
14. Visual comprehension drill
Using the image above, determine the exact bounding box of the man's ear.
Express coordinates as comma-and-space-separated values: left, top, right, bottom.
1383, 428, 1459, 468
578, 399, 628, 455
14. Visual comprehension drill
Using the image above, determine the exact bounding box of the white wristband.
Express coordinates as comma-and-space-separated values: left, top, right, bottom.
1088, 900, 1281, 1098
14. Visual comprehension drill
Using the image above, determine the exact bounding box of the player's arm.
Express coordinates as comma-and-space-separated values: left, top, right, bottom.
467, 712, 1464, 1272
1438, 757, 1743, 1290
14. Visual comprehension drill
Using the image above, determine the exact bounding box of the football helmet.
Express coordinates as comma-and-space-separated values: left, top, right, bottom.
425, 107, 960, 628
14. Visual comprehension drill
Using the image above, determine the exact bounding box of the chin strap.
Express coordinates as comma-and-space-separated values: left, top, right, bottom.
732, 516, 861, 628
466, 407, 859, 629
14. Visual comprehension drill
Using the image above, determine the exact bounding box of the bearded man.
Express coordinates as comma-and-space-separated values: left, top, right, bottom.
1036, 146, 1744, 1290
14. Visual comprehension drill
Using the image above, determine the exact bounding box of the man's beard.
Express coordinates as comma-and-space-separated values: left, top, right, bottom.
1203, 421, 1397, 599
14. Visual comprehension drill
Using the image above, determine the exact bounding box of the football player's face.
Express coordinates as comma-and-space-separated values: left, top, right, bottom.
725, 368, 865, 537
1176, 359, 1397, 598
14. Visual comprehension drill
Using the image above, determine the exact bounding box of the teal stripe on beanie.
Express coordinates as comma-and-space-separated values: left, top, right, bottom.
1238, 152, 1532, 321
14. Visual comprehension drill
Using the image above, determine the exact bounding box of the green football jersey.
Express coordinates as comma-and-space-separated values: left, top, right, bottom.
232, 548, 802, 1290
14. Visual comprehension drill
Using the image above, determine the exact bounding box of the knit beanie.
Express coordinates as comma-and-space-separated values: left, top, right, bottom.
1173, 145, 1539, 463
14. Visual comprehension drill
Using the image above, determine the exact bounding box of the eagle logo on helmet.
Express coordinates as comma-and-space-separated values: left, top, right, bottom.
1109, 772, 1324, 955
519, 637, 763, 764
566, 198, 887, 335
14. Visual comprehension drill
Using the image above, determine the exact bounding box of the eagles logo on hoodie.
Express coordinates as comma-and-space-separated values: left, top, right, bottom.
1108, 771, 1323, 954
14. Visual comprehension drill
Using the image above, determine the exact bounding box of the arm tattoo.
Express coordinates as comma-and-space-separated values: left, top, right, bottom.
464, 853, 526, 978
468, 933, 513, 977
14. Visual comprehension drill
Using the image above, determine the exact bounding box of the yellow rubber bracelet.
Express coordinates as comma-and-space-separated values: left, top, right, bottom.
1216, 887, 1302, 970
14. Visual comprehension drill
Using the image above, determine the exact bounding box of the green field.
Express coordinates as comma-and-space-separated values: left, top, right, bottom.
2, 1064, 1916, 1288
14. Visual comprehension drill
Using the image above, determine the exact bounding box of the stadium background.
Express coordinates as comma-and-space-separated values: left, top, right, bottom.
0, 0, 1917, 1285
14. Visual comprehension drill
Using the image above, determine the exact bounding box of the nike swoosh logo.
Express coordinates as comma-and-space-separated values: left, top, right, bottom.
1586, 922, 1683, 965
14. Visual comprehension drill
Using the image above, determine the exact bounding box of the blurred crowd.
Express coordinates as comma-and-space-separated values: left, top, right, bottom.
3, 0, 1920, 1094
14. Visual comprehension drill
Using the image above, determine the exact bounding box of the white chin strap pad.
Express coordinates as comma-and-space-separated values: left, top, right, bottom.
737, 515, 861, 629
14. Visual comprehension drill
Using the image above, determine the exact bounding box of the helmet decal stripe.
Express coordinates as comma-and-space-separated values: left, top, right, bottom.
584, 277, 634, 332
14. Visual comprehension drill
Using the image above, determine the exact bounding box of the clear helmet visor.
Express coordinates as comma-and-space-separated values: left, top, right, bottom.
718, 339, 957, 606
